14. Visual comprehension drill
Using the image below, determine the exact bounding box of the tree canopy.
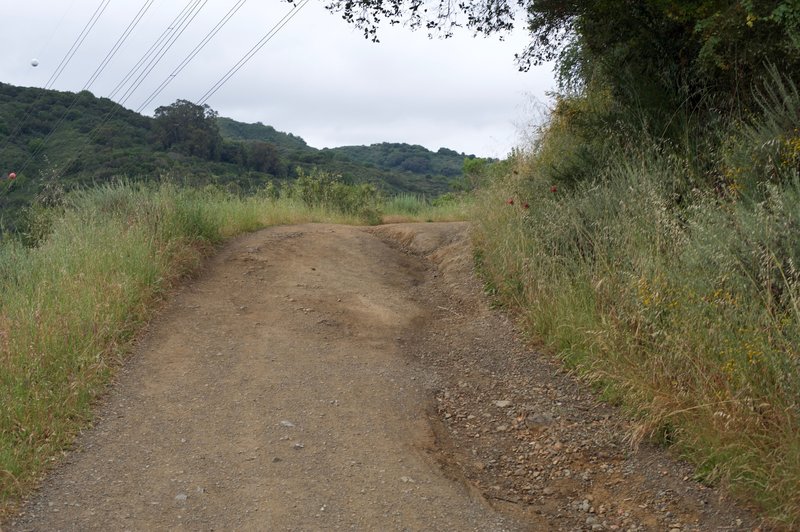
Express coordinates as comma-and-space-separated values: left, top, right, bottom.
153, 100, 223, 160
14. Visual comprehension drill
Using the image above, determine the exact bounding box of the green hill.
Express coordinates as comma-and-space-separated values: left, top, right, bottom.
325, 143, 468, 178
0, 82, 472, 227
215, 118, 476, 194
216, 117, 309, 152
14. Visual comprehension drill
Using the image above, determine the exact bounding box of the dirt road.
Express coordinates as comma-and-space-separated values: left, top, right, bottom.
5, 223, 762, 531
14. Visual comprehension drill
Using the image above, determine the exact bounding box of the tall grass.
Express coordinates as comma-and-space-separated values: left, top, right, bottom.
381, 192, 473, 223
472, 76, 800, 525
0, 181, 380, 513
286, 170, 474, 224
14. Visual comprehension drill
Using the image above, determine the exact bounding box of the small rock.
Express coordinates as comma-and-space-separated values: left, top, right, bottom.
272, 457, 283, 463
527, 413, 553, 426
493, 400, 513, 408
543, 487, 555, 496
496, 424, 509, 432
280, 420, 296, 428
175, 493, 188, 502
293, 443, 305, 450
400, 476, 415, 483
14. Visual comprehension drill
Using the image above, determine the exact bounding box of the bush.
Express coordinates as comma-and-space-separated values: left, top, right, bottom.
287, 168, 382, 224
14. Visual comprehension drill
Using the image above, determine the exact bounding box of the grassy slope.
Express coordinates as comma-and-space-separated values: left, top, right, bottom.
470, 85, 800, 525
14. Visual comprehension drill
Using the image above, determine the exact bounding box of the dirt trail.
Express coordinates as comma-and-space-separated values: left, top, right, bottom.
4, 223, 762, 531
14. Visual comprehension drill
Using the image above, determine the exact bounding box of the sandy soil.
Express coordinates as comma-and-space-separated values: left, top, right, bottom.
3, 223, 765, 531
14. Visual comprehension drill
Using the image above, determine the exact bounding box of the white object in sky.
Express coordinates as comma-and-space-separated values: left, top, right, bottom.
30, 58, 39, 67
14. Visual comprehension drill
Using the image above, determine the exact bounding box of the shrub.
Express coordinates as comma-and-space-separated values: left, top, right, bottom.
287, 168, 382, 224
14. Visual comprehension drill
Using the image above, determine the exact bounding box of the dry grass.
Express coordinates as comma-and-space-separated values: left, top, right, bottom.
471, 146, 800, 526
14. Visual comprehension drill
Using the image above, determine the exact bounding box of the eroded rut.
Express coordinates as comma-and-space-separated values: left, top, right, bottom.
5, 223, 762, 531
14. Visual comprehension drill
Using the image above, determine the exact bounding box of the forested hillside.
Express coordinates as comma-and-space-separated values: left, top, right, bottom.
325, 143, 468, 177
215, 117, 473, 194
0, 83, 473, 227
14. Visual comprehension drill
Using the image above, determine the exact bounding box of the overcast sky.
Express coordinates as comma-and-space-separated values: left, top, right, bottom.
0, 0, 555, 157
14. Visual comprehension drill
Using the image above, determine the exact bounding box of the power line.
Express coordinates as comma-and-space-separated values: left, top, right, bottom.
0, 0, 111, 158
25, 0, 216, 178
15, 0, 205, 177
15, 0, 308, 181
14, 0, 170, 177
45, 0, 113, 90
108, 0, 200, 101
116, 0, 209, 107
83, 0, 156, 91
197, 0, 309, 106
68, 1, 309, 180
136, 0, 248, 113
33, 0, 81, 63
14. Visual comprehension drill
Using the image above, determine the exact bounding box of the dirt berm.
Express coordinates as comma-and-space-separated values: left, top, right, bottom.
5, 223, 762, 531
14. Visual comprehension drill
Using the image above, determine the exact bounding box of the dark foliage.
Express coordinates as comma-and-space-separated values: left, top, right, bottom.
153, 100, 223, 160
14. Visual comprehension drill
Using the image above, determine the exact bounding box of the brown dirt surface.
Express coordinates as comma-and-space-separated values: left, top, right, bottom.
3, 222, 766, 531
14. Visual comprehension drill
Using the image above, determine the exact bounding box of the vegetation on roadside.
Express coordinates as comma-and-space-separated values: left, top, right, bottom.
472, 69, 800, 527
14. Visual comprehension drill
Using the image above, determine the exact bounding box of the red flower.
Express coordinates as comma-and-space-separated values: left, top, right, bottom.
523, 202, 530, 209
506, 198, 514, 205
8, 172, 16, 180
550, 185, 557, 193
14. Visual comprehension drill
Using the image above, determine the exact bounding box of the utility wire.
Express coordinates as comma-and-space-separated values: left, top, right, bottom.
29, 0, 219, 179
136, 0, 248, 113
15, 0, 166, 177
83, 0, 156, 91
45, 0, 112, 90
18, 0, 306, 180
0, 0, 111, 160
197, 0, 309, 106
33, 0, 80, 63
108, 0, 199, 100
17, 0, 203, 176
116, 0, 209, 107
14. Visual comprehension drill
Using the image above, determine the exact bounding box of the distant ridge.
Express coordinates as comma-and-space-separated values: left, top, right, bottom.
0, 82, 474, 224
